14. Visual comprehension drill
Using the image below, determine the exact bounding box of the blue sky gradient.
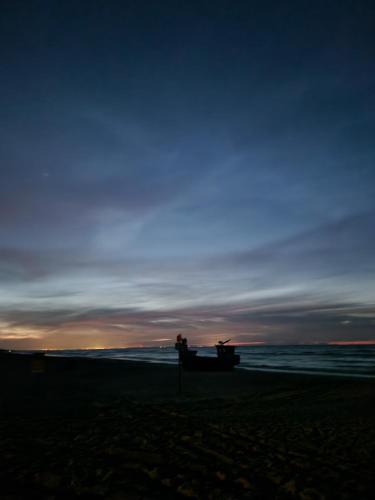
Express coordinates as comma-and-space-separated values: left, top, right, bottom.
1, 0, 374, 348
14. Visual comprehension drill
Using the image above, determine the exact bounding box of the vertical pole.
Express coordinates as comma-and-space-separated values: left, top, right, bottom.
178, 352, 182, 395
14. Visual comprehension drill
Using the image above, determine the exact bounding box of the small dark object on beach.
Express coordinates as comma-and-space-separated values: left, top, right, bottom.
31, 352, 46, 374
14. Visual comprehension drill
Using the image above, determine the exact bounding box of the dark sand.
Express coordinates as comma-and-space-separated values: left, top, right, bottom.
1, 353, 374, 499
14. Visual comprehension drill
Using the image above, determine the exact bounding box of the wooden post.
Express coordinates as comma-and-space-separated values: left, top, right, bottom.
175, 335, 183, 395
178, 352, 182, 395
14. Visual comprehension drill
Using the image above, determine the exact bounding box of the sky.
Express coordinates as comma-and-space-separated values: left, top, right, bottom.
1, 0, 374, 349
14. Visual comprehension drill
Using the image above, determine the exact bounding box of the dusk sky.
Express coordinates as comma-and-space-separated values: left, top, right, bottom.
1, 0, 374, 349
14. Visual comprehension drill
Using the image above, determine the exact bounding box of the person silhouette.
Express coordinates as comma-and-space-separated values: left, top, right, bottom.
175, 334, 188, 358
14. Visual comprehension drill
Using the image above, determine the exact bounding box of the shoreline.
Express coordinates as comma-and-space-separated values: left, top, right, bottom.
47, 351, 375, 380
1, 350, 375, 402
2, 349, 375, 381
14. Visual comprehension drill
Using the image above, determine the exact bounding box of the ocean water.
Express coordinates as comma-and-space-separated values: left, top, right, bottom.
47, 344, 375, 378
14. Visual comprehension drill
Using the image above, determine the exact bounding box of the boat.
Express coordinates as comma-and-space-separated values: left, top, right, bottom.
175, 335, 240, 371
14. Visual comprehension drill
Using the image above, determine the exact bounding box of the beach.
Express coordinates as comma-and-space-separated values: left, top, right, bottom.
1, 353, 374, 499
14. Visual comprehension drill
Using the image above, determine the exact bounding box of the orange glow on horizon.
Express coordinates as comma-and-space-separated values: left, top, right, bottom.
231, 341, 265, 346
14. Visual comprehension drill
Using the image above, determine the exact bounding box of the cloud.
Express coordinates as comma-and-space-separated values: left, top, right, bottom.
1, 293, 374, 349
206, 210, 375, 299
1, 209, 374, 336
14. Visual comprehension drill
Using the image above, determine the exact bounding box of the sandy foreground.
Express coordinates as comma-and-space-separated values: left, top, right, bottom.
0, 353, 374, 499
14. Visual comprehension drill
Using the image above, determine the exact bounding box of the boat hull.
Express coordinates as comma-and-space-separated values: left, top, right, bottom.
181, 354, 240, 372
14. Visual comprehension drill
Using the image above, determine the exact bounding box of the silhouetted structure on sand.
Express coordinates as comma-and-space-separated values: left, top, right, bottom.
175, 335, 240, 371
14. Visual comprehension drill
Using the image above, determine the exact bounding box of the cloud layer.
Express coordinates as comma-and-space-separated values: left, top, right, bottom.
1, 1, 374, 348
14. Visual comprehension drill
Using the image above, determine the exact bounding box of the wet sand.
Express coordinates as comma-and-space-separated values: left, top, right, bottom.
1, 352, 374, 499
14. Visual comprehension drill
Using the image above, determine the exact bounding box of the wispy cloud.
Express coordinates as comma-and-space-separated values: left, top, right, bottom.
1, 295, 374, 349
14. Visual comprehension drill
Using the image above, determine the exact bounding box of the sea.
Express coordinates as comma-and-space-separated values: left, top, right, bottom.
47, 344, 375, 378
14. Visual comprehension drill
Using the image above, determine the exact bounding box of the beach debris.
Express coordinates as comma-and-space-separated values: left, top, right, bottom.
215, 471, 226, 481
283, 479, 298, 494
177, 483, 197, 497
299, 487, 324, 500
235, 477, 251, 489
